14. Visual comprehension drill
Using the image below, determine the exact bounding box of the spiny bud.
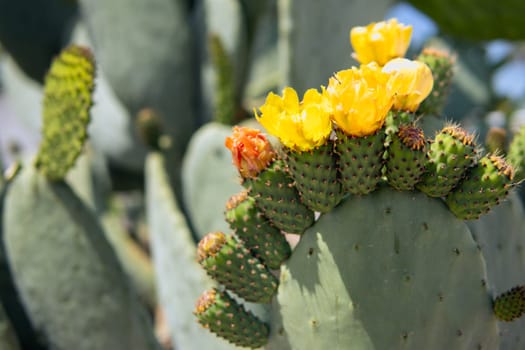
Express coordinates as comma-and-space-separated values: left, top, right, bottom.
195, 288, 269, 348
494, 286, 525, 322
417, 47, 455, 115
225, 190, 291, 269
445, 154, 515, 220
386, 124, 427, 191
197, 232, 278, 303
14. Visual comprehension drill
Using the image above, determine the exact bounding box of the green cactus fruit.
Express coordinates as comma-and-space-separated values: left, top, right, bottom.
244, 159, 315, 234
335, 128, 385, 195
35, 45, 95, 181
197, 232, 278, 303
417, 48, 455, 116
386, 125, 428, 191
445, 154, 515, 220
225, 190, 291, 269
494, 286, 525, 322
417, 124, 479, 197
283, 142, 343, 213
507, 125, 525, 182
195, 288, 269, 349
266, 187, 499, 350
485, 127, 507, 155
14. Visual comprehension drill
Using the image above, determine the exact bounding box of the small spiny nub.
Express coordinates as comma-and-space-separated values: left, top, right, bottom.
226, 189, 249, 211
489, 154, 515, 181
442, 124, 475, 146
197, 232, 227, 262
494, 285, 525, 322
195, 289, 218, 315
398, 125, 425, 151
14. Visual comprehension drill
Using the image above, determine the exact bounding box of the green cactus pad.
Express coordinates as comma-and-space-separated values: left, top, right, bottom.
417, 48, 455, 116
507, 125, 525, 182
386, 125, 428, 191
195, 288, 269, 349
335, 129, 385, 195
225, 190, 291, 269
266, 188, 498, 350
3, 165, 158, 350
494, 286, 525, 322
446, 154, 515, 220
35, 45, 96, 181
244, 160, 314, 234
417, 124, 479, 197
284, 142, 343, 213
197, 232, 278, 303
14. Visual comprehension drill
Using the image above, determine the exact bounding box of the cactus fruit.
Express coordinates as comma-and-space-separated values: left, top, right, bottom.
507, 125, 525, 182
417, 48, 455, 116
34, 45, 95, 181
494, 286, 525, 322
417, 124, 479, 197
197, 232, 278, 303
335, 129, 386, 195
385, 124, 427, 191
446, 154, 515, 220
282, 144, 343, 213
225, 190, 291, 269
194, 288, 269, 349
485, 127, 507, 155
225, 127, 314, 234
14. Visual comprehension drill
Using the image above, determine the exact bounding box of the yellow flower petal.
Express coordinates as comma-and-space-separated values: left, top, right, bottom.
256, 87, 332, 151
382, 58, 434, 112
350, 18, 412, 66
326, 64, 394, 137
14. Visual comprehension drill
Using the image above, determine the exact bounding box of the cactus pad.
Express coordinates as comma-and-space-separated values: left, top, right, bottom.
284, 142, 343, 213
197, 232, 278, 303
35, 45, 96, 181
267, 188, 499, 349
446, 154, 515, 220
225, 190, 291, 269
195, 288, 269, 349
417, 124, 478, 197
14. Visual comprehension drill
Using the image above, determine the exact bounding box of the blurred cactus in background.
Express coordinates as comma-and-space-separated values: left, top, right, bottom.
0, 0, 525, 349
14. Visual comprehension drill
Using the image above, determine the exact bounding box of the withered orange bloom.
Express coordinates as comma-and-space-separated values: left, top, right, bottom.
225, 126, 275, 179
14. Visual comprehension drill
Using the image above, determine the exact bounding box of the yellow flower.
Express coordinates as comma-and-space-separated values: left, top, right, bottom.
382, 58, 434, 112
350, 18, 412, 66
325, 63, 394, 137
255, 87, 333, 152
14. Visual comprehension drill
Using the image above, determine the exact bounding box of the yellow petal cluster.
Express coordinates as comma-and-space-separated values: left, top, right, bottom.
382, 58, 434, 112
255, 87, 332, 152
325, 63, 394, 137
350, 18, 412, 66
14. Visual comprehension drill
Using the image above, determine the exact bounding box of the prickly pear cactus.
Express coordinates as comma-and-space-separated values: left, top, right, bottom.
192, 19, 525, 350
2, 45, 159, 350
